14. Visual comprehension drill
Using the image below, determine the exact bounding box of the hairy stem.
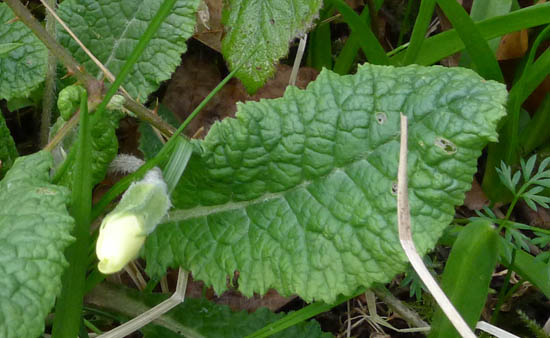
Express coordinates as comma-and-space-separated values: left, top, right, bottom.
52, 90, 93, 338
39, 0, 57, 147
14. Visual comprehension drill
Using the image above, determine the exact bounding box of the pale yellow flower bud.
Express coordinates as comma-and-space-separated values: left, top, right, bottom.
96, 213, 147, 274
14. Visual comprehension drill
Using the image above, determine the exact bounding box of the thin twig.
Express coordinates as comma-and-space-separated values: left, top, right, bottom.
98, 269, 189, 338
39, 0, 129, 96
39, 0, 57, 147
289, 34, 308, 86
372, 286, 430, 333
44, 110, 80, 153
396, 113, 475, 338
476, 321, 520, 338
346, 300, 351, 337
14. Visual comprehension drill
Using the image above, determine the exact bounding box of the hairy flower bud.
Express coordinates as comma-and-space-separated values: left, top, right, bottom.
96, 167, 170, 274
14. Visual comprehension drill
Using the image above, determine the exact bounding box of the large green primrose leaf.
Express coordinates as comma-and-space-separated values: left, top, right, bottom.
57, 0, 200, 100
0, 112, 17, 179
0, 151, 74, 337
0, 3, 47, 101
145, 64, 507, 303
222, 0, 323, 93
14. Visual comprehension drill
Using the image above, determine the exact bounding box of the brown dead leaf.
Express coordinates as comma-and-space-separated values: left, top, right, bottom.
215, 289, 297, 313
193, 0, 223, 52
496, 30, 528, 61
517, 200, 550, 230
183, 274, 296, 312
463, 178, 489, 210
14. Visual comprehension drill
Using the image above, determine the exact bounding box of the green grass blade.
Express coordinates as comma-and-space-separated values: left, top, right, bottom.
246, 292, 360, 338
500, 245, 550, 299
307, 5, 334, 71
390, 2, 550, 65
470, 0, 513, 21
333, 6, 370, 74
396, 0, 417, 47
52, 90, 93, 338
428, 220, 499, 338
482, 25, 550, 201
401, 0, 436, 65
162, 136, 193, 193
459, 0, 512, 67
520, 95, 550, 154
328, 0, 389, 65
436, 0, 503, 82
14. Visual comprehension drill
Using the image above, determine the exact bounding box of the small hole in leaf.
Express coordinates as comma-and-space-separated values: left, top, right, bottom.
435, 137, 457, 154
375, 112, 387, 124
391, 182, 398, 195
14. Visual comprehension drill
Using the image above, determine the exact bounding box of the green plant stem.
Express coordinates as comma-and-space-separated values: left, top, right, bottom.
490, 250, 516, 325
52, 90, 93, 338
3, 0, 176, 139
39, 0, 57, 148
83, 318, 102, 335
52, 1, 178, 335
401, 0, 436, 65
90, 47, 251, 221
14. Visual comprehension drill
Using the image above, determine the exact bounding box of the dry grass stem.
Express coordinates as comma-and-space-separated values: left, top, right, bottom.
98, 269, 189, 338
289, 34, 308, 86
475, 321, 520, 338
396, 113, 475, 338
39, 0, 129, 96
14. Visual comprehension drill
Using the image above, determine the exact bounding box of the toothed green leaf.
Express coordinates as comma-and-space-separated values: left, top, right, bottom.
57, 0, 200, 101
0, 151, 74, 337
145, 64, 507, 303
0, 3, 47, 101
222, 0, 323, 93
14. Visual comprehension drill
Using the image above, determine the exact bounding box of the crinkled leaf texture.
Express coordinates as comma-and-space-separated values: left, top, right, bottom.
222, 0, 323, 93
0, 3, 47, 100
0, 151, 74, 337
57, 0, 200, 100
0, 112, 17, 179
145, 64, 507, 303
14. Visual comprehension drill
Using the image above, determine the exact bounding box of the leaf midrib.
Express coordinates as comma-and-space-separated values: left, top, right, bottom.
165, 148, 387, 223
99, 0, 147, 78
